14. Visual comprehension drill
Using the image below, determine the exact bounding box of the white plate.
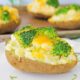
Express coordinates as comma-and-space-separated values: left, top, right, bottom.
0, 40, 80, 80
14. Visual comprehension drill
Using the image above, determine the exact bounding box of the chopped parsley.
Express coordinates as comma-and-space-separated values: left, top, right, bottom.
52, 40, 71, 57
47, 0, 59, 7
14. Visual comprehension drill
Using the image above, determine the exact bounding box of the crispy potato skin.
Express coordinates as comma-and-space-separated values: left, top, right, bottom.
28, 12, 51, 19
26, 6, 52, 19
6, 50, 77, 74
0, 19, 20, 34
49, 20, 80, 30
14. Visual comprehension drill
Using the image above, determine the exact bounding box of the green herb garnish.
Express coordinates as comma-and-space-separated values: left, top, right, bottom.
52, 40, 71, 57
47, 0, 59, 7
2, 10, 10, 22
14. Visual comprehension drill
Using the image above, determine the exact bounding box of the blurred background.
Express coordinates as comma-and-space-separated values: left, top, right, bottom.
0, 0, 80, 6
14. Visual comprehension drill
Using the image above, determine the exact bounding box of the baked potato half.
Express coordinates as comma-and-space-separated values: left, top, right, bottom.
27, 0, 59, 19
0, 5, 20, 33
48, 4, 80, 29
6, 25, 77, 74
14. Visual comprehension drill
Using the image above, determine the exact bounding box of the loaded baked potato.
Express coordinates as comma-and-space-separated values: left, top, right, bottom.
48, 4, 80, 29
27, 0, 59, 18
0, 5, 20, 33
6, 25, 77, 73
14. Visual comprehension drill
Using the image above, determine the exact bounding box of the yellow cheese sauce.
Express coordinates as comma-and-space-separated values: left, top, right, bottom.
48, 9, 80, 22
27, 0, 56, 16
0, 6, 19, 24
6, 35, 76, 65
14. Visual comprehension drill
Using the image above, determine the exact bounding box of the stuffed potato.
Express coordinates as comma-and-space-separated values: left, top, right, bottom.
48, 4, 80, 29
27, 0, 59, 18
0, 5, 20, 33
6, 25, 77, 73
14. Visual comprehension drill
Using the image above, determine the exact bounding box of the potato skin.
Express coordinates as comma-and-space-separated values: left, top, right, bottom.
0, 19, 20, 34
27, 11, 51, 19
48, 20, 80, 30
6, 50, 77, 74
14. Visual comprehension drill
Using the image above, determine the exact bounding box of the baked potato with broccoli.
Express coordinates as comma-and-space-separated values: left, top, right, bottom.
48, 4, 80, 29
27, 0, 59, 18
6, 25, 77, 73
0, 5, 20, 33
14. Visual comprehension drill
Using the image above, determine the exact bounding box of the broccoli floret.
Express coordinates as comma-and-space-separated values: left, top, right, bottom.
18, 30, 36, 47
2, 10, 10, 22
36, 27, 58, 39
56, 4, 80, 15
0, 5, 3, 10
55, 7, 69, 15
69, 4, 80, 11
14, 30, 36, 48
14, 25, 36, 47
19, 25, 35, 31
14, 25, 35, 35
14, 26, 57, 48
47, 0, 59, 8
52, 39, 71, 57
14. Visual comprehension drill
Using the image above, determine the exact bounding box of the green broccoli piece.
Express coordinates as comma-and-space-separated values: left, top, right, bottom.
55, 7, 70, 15
0, 5, 3, 10
14, 26, 36, 47
2, 10, 10, 22
52, 39, 71, 57
47, 0, 59, 8
69, 4, 80, 11
15, 25, 35, 34
14, 26, 57, 48
18, 30, 36, 47
55, 4, 80, 15
36, 27, 58, 39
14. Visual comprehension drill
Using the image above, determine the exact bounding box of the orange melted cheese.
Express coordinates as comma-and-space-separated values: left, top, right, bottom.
32, 35, 52, 45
